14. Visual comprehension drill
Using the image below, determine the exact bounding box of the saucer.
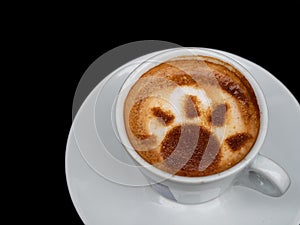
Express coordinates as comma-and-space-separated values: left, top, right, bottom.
66, 50, 300, 225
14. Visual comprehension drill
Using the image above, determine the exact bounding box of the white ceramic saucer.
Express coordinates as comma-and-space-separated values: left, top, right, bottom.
66, 50, 300, 225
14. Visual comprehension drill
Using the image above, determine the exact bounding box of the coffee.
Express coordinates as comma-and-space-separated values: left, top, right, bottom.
124, 55, 260, 177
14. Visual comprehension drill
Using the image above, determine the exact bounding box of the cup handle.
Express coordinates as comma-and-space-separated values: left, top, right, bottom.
235, 154, 291, 197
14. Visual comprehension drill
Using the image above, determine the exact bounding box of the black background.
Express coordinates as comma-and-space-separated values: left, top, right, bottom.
58, 37, 299, 224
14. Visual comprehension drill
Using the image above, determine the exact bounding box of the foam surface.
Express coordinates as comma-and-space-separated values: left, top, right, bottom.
124, 56, 260, 177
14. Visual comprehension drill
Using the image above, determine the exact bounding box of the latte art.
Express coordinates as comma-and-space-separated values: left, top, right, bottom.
124, 55, 260, 177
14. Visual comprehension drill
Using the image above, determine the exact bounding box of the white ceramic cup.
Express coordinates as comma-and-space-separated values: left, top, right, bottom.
115, 48, 291, 204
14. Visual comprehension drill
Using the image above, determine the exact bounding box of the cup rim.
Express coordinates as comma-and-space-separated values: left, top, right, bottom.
115, 47, 268, 184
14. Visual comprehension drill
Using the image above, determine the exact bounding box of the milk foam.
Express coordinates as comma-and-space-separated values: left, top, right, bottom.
169, 86, 210, 123
124, 56, 260, 177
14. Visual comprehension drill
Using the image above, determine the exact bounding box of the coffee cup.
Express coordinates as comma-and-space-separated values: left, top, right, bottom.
115, 48, 290, 204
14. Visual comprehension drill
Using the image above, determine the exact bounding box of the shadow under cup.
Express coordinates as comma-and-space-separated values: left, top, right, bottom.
115, 48, 290, 204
